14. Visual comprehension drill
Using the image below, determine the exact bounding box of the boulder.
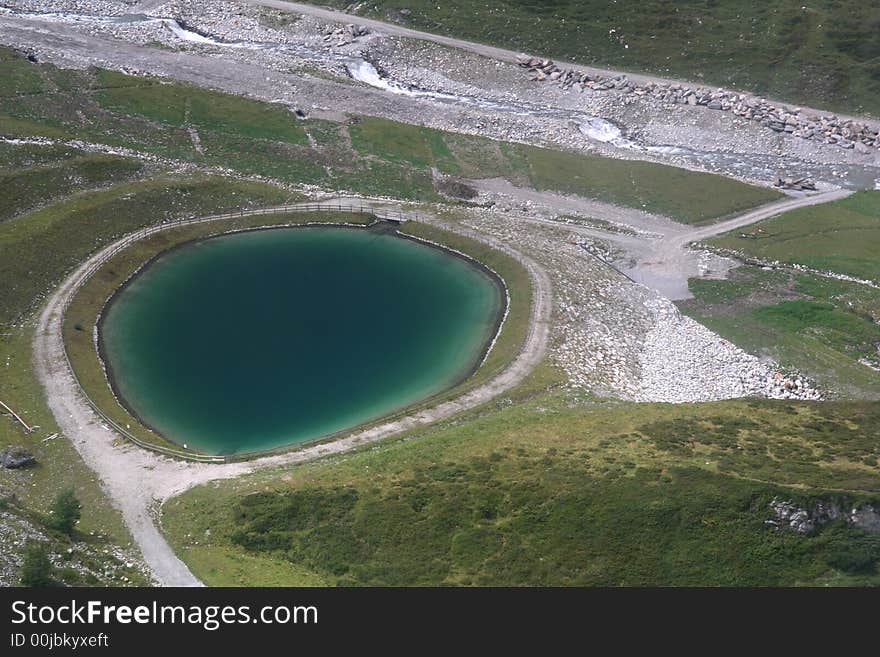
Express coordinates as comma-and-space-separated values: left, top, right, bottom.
0, 446, 35, 469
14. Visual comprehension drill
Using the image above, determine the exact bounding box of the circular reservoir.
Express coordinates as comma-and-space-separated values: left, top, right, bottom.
100, 226, 504, 455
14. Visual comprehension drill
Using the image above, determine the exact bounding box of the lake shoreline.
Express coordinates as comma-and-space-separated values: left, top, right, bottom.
95, 221, 509, 456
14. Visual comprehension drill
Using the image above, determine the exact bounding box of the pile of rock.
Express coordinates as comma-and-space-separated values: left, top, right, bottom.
774, 176, 816, 191
516, 54, 880, 152
637, 297, 822, 403
517, 56, 633, 92
759, 371, 821, 400
323, 23, 369, 46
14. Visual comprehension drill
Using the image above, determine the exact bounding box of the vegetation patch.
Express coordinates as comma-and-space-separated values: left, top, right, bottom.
0, 152, 146, 223
679, 266, 880, 398
511, 143, 781, 224
708, 191, 880, 281
162, 395, 880, 586
95, 75, 309, 145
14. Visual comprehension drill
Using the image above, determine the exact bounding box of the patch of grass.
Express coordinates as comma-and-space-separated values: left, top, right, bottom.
708, 191, 880, 281
0, 327, 140, 559
754, 300, 880, 350
685, 266, 792, 305
513, 143, 782, 224
679, 266, 880, 398
162, 395, 880, 586
1, 153, 146, 223
0, 47, 48, 96
0, 114, 70, 138
96, 80, 308, 145
322, 0, 880, 116
350, 117, 459, 173
0, 142, 79, 169
172, 546, 327, 586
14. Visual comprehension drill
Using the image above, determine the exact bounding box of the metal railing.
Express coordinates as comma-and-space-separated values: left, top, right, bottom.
58, 203, 407, 464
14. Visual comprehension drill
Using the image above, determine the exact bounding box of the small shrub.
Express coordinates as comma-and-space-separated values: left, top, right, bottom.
47, 489, 81, 536
20, 542, 56, 587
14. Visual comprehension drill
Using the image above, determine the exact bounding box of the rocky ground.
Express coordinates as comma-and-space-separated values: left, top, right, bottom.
451, 204, 821, 403
768, 497, 880, 535
0, 487, 148, 586
2, 0, 878, 190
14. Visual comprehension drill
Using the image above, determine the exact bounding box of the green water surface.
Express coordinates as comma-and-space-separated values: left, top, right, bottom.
101, 227, 503, 454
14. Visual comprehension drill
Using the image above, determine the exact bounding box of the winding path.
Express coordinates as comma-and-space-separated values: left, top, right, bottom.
32, 198, 552, 586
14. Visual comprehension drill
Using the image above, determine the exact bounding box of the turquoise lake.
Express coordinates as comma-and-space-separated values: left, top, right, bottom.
100, 226, 504, 454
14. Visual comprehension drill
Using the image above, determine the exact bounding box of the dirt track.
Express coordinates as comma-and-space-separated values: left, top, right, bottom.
471, 179, 852, 300
32, 198, 552, 586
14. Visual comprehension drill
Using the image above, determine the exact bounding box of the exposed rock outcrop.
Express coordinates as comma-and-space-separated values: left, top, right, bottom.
767, 497, 880, 534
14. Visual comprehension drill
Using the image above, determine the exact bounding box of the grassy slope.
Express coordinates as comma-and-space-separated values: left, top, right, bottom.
322, 0, 880, 116
0, 175, 297, 326
708, 191, 880, 281
0, 151, 146, 223
0, 48, 780, 223
679, 267, 880, 399
511, 144, 780, 224
162, 392, 880, 586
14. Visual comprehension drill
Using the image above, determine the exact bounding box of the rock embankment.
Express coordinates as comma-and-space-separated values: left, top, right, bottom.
637, 298, 821, 403
516, 55, 880, 153
457, 201, 821, 404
